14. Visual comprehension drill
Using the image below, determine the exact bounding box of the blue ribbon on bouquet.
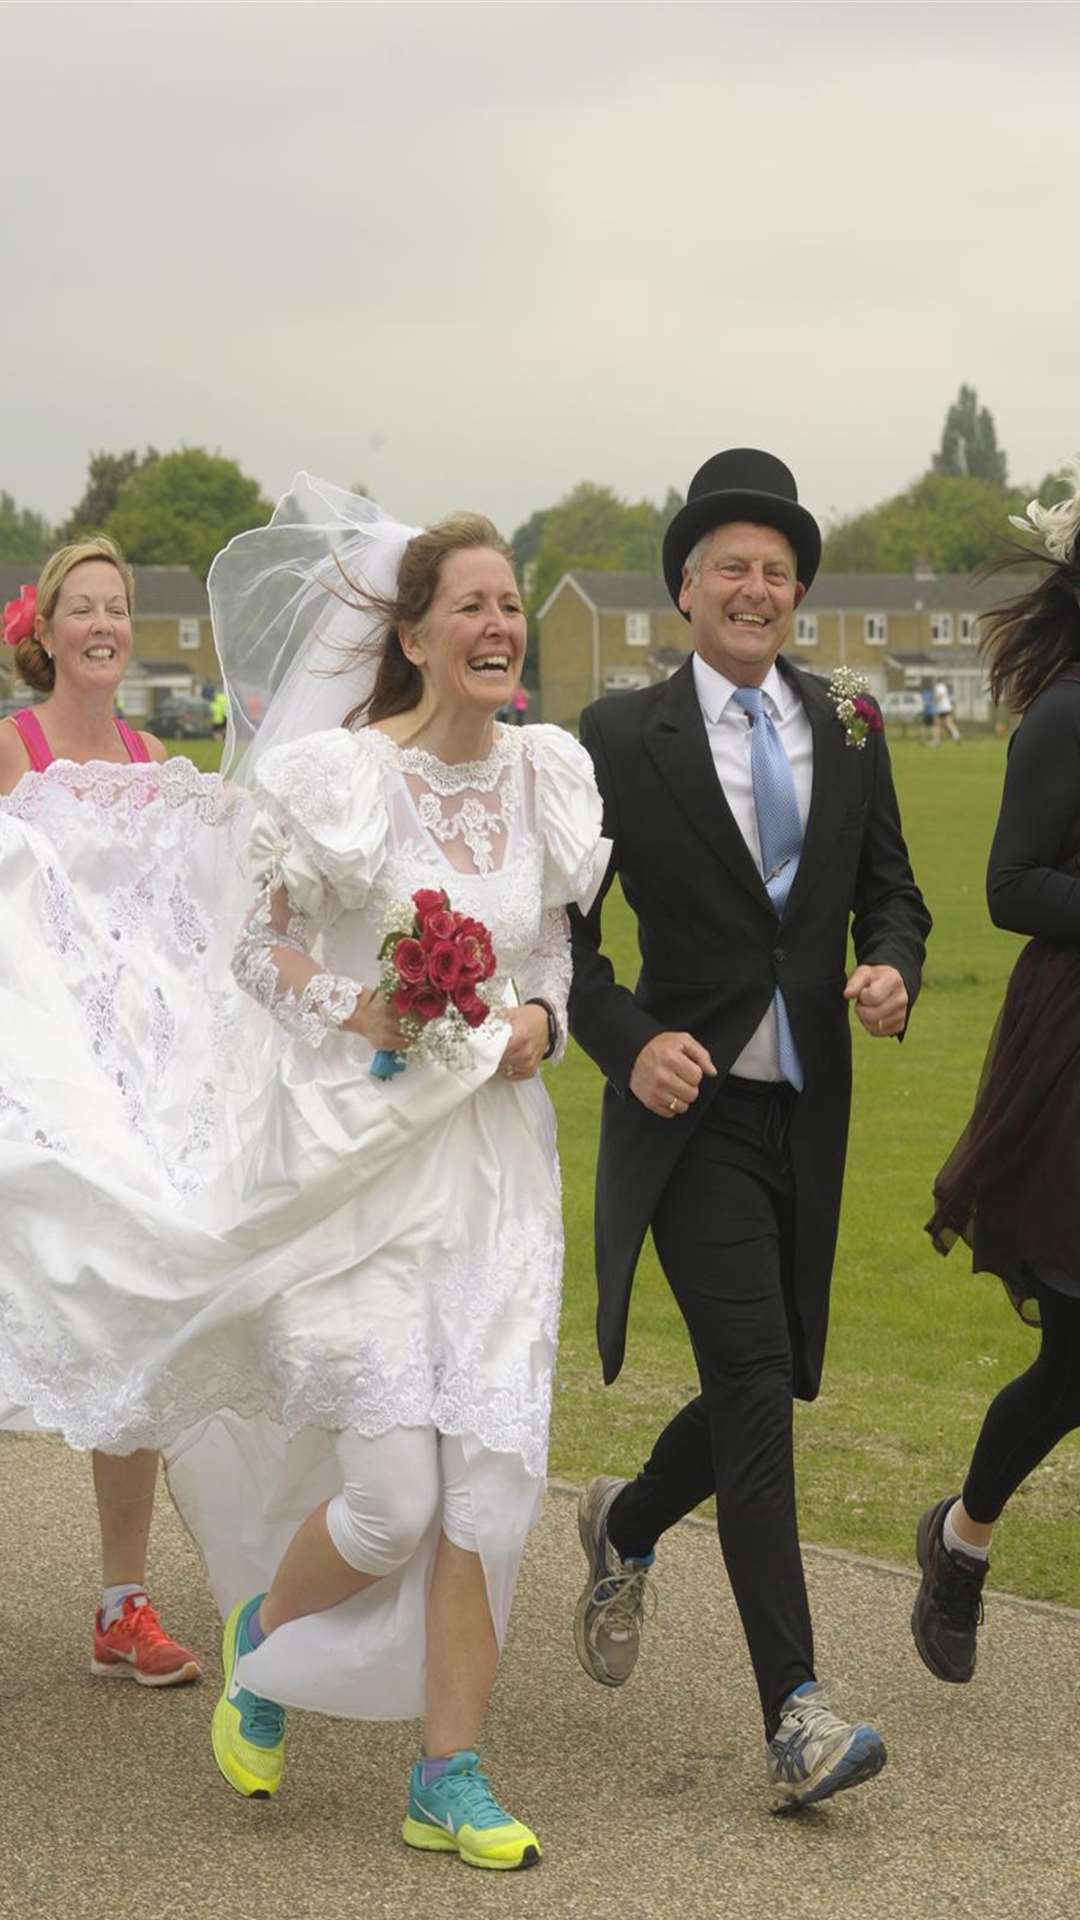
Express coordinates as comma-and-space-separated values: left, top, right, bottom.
370, 1049, 407, 1080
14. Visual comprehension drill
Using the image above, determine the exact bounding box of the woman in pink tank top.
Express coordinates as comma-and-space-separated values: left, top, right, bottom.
0, 538, 199, 1688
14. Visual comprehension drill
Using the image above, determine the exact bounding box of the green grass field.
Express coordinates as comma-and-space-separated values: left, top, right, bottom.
169, 733, 1080, 1604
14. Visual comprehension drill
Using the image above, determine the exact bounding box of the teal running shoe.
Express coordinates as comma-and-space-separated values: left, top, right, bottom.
402, 1751, 541, 1870
211, 1595, 286, 1799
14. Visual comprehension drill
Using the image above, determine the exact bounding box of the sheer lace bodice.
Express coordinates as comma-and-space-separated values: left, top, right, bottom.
231, 723, 608, 1063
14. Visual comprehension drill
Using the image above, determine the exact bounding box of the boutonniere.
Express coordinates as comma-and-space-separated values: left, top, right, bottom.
828, 667, 884, 750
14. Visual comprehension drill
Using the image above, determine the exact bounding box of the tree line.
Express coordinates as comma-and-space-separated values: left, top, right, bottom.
1, 391, 1071, 594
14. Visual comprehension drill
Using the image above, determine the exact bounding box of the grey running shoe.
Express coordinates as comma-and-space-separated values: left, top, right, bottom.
911, 1494, 987, 1683
767, 1682, 887, 1811
573, 1476, 655, 1688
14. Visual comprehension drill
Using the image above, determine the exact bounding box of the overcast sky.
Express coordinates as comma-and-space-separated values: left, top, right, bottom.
5, 2, 1079, 540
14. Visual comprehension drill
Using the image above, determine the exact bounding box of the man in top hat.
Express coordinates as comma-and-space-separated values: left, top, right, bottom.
568, 449, 930, 1808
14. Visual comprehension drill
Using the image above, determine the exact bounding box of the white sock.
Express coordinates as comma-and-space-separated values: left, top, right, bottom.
943, 1502, 989, 1563
101, 1583, 148, 1629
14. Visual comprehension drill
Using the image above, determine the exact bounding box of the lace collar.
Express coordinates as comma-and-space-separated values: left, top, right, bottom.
360, 723, 518, 796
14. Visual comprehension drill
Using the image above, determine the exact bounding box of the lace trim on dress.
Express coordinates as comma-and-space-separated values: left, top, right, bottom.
1, 754, 233, 838
516, 906, 571, 1063
231, 888, 360, 1048
361, 724, 518, 795
362, 725, 521, 878
0, 1209, 562, 1476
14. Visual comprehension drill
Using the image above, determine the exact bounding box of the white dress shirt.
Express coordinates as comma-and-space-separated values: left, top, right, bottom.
691, 651, 814, 1082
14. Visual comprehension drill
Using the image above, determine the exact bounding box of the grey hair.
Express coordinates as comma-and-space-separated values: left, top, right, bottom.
683, 531, 713, 583
682, 522, 797, 585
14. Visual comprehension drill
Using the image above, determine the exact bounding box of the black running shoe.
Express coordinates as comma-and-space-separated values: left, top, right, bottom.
911, 1495, 988, 1683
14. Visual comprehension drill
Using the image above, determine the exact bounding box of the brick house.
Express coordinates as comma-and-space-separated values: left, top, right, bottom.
0, 564, 216, 716
536, 567, 1030, 728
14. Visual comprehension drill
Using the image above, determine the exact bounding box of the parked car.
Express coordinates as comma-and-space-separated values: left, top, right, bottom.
154, 695, 215, 739
881, 690, 924, 725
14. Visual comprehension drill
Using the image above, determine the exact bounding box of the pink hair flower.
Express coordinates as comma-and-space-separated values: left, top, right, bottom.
3, 584, 36, 648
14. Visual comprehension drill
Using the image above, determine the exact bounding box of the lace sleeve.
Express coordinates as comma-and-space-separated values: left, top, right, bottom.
231, 881, 363, 1049
516, 906, 571, 1066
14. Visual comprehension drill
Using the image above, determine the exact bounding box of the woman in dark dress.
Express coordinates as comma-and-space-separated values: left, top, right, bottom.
915, 464, 1080, 1684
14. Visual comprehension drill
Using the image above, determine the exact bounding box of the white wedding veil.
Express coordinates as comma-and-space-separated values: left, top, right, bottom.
209, 474, 421, 784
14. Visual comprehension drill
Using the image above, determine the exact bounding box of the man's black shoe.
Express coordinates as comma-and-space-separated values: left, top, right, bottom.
911, 1494, 988, 1683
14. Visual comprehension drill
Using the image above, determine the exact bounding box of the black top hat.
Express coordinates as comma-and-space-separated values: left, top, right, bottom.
662, 448, 821, 613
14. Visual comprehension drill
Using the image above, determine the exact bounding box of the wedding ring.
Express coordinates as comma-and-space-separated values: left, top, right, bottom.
668, 1096, 680, 1113
505, 1065, 515, 1078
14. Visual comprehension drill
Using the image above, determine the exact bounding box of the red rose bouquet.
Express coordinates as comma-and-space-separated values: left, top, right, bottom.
370, 886, 497, 1079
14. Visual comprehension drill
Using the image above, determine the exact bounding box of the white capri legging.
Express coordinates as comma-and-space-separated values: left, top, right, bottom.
325, 1426, 478, 1575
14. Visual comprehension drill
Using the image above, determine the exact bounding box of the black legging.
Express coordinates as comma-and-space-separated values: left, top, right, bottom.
963, 1274, 1080, 1524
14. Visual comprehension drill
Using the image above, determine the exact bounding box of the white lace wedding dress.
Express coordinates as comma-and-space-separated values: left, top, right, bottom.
0, 721, 608, 1718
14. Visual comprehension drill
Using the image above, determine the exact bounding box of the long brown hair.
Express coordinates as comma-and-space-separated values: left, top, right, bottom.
979, 535, 1080, 715
335, 514, 514, 729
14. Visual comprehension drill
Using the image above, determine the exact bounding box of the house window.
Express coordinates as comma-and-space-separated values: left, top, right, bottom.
794, 612, 817, 647
178, 619, 201, 651
625, 612, 650, 647
604, 668, 650, 692
865, 613, 887, 645
959, 613, 977, 645
931, 612, 953, 646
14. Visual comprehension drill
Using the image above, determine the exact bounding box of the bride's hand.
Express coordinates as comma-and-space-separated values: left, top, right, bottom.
345, 989, 409, 1052
498, 1004, 549, 1082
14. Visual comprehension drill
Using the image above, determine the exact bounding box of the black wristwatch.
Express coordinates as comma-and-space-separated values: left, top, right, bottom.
524, 997, 558, 1061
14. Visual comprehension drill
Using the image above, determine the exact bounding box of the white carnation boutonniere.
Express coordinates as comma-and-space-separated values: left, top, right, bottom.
828, 667, 884, 751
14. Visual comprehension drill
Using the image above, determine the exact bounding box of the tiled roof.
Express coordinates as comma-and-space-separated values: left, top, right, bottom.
0, 564, 208, 618
556, 568, 1033, 615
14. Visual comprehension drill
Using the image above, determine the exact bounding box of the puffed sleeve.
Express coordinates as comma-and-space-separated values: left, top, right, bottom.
231, 729, 388, 1049
247, 727, 388, 916
524, 723, 612, 914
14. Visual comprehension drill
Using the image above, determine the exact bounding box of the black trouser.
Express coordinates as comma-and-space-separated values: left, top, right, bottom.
964, 1274, 1080, 1523
606, 1077, 814, 1739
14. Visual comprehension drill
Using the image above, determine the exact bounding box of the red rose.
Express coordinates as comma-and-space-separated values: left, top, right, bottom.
853, 695, 884, 734
421, 909, 457, 949
453, 985, 489, 1029
428, 939, 464, 991
412, 985, 448, 1023
412, 888, 448, 926
457, 935, 484, 982
392, 981, 418, 1015
393, 937, 428, 986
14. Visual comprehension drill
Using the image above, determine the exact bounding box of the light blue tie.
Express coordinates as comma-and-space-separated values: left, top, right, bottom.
731, 686, 804, 1090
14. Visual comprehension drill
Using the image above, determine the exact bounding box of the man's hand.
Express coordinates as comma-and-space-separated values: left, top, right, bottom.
844, 964, 908, 1038
629, 1032, 717, 1118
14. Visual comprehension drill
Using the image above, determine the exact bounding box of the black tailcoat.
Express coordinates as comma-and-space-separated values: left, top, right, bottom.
568, 654, 931, 1398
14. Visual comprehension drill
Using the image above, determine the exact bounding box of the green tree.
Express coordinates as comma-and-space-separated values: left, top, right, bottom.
106, 449, 273, 582
510, 506, 550, 582
61, 448, 160, 542
530, 482, 670, 612
822, 472, 1042, 574
932, 385, 1008, 488
0, 491, 54, 567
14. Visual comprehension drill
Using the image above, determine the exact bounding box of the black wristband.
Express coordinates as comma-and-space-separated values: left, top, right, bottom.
524, 997, 558, 1061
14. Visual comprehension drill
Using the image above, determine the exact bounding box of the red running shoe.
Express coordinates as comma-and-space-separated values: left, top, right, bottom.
91, 1593, 201, 1687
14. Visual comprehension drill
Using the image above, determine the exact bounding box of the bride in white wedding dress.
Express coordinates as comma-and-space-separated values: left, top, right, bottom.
0, 478, 608, 1868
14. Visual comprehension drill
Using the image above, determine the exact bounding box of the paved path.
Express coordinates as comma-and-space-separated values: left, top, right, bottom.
3, 1434, 1076, 1920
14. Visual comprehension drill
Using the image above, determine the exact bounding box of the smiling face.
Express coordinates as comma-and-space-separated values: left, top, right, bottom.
400, 546, 526, 718
679, 520, 805, 685
39, 559, 133, 696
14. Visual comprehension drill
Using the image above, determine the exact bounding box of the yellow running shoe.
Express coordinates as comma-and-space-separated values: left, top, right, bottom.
402, 1751, 541, 1870
211, 1596, 285, 1800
